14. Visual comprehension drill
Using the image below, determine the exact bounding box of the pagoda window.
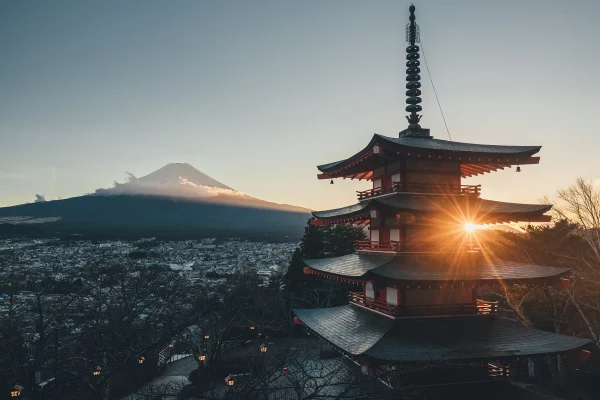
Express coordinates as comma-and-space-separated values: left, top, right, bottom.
370, 229, 379, 242
391, 173, 401, 184
390, 229, 400, 242
365, 281, 375, 300
386, 287, 399, 306
373, 179, 382, 189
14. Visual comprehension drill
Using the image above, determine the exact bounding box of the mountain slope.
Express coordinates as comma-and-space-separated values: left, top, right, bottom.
0, 164, 311, 238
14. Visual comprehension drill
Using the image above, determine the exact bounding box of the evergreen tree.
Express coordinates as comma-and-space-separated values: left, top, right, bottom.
285, 218, 365, 289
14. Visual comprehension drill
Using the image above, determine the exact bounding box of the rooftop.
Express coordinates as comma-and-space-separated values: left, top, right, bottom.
303, 253, 570, 284
317, 134, 542, 179
294, 305, 590, 361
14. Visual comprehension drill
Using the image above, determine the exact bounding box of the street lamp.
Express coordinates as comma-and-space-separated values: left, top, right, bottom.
225, 374, 235, 387
168, 343, 174, 349
249, 325, 255, 331
138, 356, 145, 365
203, 333, 210, 340
198, 352, 206, 362
10, 385, 22, 397
260, 343, 267, 353
93, 366, 102, 376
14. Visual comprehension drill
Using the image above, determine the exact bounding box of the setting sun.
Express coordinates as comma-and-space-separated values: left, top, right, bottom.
464, 223, 476, 233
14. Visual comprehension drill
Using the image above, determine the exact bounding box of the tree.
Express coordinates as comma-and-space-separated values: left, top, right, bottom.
286, 219, 365, 289
0, 260, 217, 400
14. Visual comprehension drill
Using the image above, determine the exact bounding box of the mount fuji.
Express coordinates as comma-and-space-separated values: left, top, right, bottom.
95, 163, 240, 198
0, 164, 311, 238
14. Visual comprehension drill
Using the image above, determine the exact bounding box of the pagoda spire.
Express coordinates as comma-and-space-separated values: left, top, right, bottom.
405, 5, 424, 134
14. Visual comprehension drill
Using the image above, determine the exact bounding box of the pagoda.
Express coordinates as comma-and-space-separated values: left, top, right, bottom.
293, 5, 590, 388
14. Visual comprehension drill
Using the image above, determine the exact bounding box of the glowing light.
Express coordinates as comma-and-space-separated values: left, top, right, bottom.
464, 223, 476, 233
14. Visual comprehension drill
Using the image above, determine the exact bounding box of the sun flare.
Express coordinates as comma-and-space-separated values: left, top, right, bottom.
464, 223, 476, 233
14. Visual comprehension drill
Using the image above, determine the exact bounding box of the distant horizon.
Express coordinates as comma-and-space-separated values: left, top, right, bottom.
2, 0, 599, 211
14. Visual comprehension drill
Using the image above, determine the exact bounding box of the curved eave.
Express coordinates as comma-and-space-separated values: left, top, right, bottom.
317, 136, 378, 173
303, 253, 570, 284
311, 201, 373, 221
304, 253, 392, 278
475, 200, 552, 224
293, 305, 392, 355
377, 134, 541, 156
371, 259, 570, 284
364, 317, 591, 362
312, 195, 552, 225
317, 134, 542, 179
293, 305, 591, 361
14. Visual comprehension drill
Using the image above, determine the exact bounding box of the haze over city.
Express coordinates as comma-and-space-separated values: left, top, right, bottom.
2, 0, 599, 210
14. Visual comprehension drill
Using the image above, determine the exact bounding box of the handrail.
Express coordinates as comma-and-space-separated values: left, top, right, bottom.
348, 292, 397, 315
357, 183, 481, 201
354, 240, 479, 253
355, 240, 401, 252
348, 292, 498, 317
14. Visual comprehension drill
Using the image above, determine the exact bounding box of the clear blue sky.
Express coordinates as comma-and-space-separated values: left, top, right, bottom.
1, 0, 599, 210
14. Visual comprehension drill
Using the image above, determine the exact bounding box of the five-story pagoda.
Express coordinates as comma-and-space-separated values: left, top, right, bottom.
293, 5, 590, 388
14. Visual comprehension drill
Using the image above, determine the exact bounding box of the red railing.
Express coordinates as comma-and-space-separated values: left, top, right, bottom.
348, 292, 498, 318
348, 292, 398, 316
355, 240, 401, 252
354, 240, 479, 253
357, 183, 481, 201
477, 299, 499, 315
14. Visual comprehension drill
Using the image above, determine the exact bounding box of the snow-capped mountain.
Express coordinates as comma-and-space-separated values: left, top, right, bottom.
0, 163, 311, 238
95, 163, 241, 198
138, 163, 234, 191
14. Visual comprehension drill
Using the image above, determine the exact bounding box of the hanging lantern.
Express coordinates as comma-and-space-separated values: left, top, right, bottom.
203, 333, 210, 340
138, 356, 145, 364
168, 343, 174, 349
282, 367, 290, 374
199, 352, 206, 361
260, 343, 268, 353
578, 349, 591, 361
293, 316, 302, 325
93, 366, 102, 376
249, 325, 255, 331
396, 212, 416, 224
10, 385, 23, 398
558, 278, 570, 288
225, 375, 235, 386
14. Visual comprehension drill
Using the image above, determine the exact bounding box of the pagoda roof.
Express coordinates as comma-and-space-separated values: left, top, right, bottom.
312, 194, 552, 224
303, 253, 570, 284
294, 305, 590, 361
317, 134, 541, 179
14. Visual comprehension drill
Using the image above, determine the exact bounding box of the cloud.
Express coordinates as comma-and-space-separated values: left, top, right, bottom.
94, 174, 244, 199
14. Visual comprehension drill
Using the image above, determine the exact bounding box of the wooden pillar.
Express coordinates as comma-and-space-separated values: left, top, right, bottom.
527, 356, 542, 383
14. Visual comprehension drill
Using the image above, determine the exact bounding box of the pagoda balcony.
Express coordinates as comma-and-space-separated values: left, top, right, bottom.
348, 292, 498, 319
356, 183, 481, 201
354, 240, 478, 254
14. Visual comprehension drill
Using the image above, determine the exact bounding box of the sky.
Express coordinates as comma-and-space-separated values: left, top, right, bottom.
1, 0, 599, 211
